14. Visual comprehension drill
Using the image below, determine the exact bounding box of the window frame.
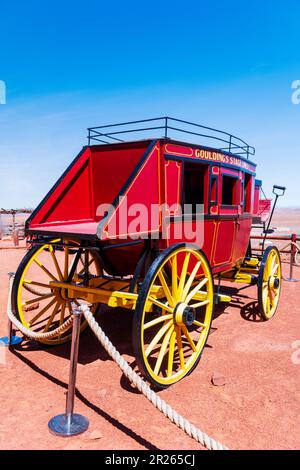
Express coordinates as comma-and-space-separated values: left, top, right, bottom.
181, 160, 209, 215
220, 172, 240, 210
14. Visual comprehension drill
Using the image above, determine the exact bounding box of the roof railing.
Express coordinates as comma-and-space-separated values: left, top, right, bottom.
87, 117, 255, 159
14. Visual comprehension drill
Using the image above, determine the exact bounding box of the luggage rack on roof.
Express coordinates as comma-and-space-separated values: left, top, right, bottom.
87, 116, 255, 159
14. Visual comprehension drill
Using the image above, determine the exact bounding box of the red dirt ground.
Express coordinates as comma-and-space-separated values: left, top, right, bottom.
0, 242, 300, 450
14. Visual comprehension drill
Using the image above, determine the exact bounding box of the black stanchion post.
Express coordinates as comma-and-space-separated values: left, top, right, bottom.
48, 305, 89, 437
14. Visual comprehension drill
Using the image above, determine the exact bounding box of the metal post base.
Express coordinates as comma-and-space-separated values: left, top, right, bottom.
0, 335, 23, 346
48, 413, 89, 437
283, 277, 300, 283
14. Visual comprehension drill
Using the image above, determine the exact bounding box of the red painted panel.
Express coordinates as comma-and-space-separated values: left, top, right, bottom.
163, 218, 216, 265
30, 147, 92, 227
41, 159, 92, 224
213, 220, 236, 266
233, 217, 252, 261
28, 141, 151, 234
91, 142, 150, 221
100, 145, 160, 239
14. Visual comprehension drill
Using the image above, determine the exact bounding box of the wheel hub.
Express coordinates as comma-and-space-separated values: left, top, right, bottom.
269, 276, 280, 290
51, 286, 69, 301
174, 303, 196, 326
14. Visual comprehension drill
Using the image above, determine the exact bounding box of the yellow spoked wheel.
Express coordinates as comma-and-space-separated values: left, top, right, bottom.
258, 246, 282, 320
12, 239, 102, 345
133, 243, 214, 389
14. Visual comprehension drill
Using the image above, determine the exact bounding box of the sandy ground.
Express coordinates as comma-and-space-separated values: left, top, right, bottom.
0, 239, 300, 451
272, 208, 300, 235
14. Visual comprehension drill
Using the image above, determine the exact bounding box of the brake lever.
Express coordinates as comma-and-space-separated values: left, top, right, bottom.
272, 185, 286, 197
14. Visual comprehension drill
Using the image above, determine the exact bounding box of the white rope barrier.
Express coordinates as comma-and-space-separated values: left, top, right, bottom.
6, 275, 74, 340
5, 272, 229, 450
80, 303, 229, 451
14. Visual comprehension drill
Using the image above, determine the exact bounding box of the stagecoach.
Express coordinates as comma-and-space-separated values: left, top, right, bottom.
12, 117, 284, 388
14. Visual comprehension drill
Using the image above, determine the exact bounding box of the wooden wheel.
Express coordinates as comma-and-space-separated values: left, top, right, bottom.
133, 243, 214, 388
258, 246, 282, 320
12, 239, 102, 345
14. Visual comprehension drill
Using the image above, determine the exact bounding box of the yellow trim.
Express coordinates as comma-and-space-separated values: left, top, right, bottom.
216, 293, 232, 303
164, 160, 182, 216
164, 143, 194, 157
49, 280, 138, 310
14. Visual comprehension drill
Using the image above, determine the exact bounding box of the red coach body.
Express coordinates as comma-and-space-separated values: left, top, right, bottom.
13, 118, 283, 388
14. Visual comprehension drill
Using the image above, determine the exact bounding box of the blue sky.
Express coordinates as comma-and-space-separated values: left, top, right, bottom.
0, 0, 299, 208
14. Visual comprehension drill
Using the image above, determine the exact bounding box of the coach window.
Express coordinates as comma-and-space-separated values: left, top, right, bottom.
183, 162, 208, 214
222, 175, 238, 206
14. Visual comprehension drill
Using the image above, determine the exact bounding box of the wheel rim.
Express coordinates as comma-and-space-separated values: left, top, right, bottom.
261, 248, 281, 319
16, 239, 101, 345
139, 247, 214, 386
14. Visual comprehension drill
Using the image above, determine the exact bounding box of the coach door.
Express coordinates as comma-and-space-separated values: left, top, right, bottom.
212, 168, 241, 267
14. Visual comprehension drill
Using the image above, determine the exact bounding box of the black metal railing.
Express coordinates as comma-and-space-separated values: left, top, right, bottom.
87, 117, 255, 159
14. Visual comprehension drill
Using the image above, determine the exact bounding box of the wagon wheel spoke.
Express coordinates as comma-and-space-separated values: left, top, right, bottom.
266, 296, 271, 315
59, 301, 69, 326
44, 301, 62, 332
182, 261, 201, 302
167, 330, 177, 377
177, 252, 190, 300
24, 279, 52, 289
33, 258, 57, 281
181, 325, 197, 352
57, 303, 67, 340
59, 302, 66, 325
262, 285, 268, 305
193, 320, 207, 329
143, 314, 173, 330
64, 243, 69, 279
176, 326, 185, 370
78, 257, 94, 276
171, 254, 178, 301
157, 270, 174, 307
153, 325, 175, 375
22, 293, 54, 307
147, 296, 173, 314
271, 262, 279, 277
49, 246, 64, 281
191, 299, 210, 309
185, 277, 208, 305
145, 319, 173, 358
28, 297, 57, 326
23, 279, 52, 296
